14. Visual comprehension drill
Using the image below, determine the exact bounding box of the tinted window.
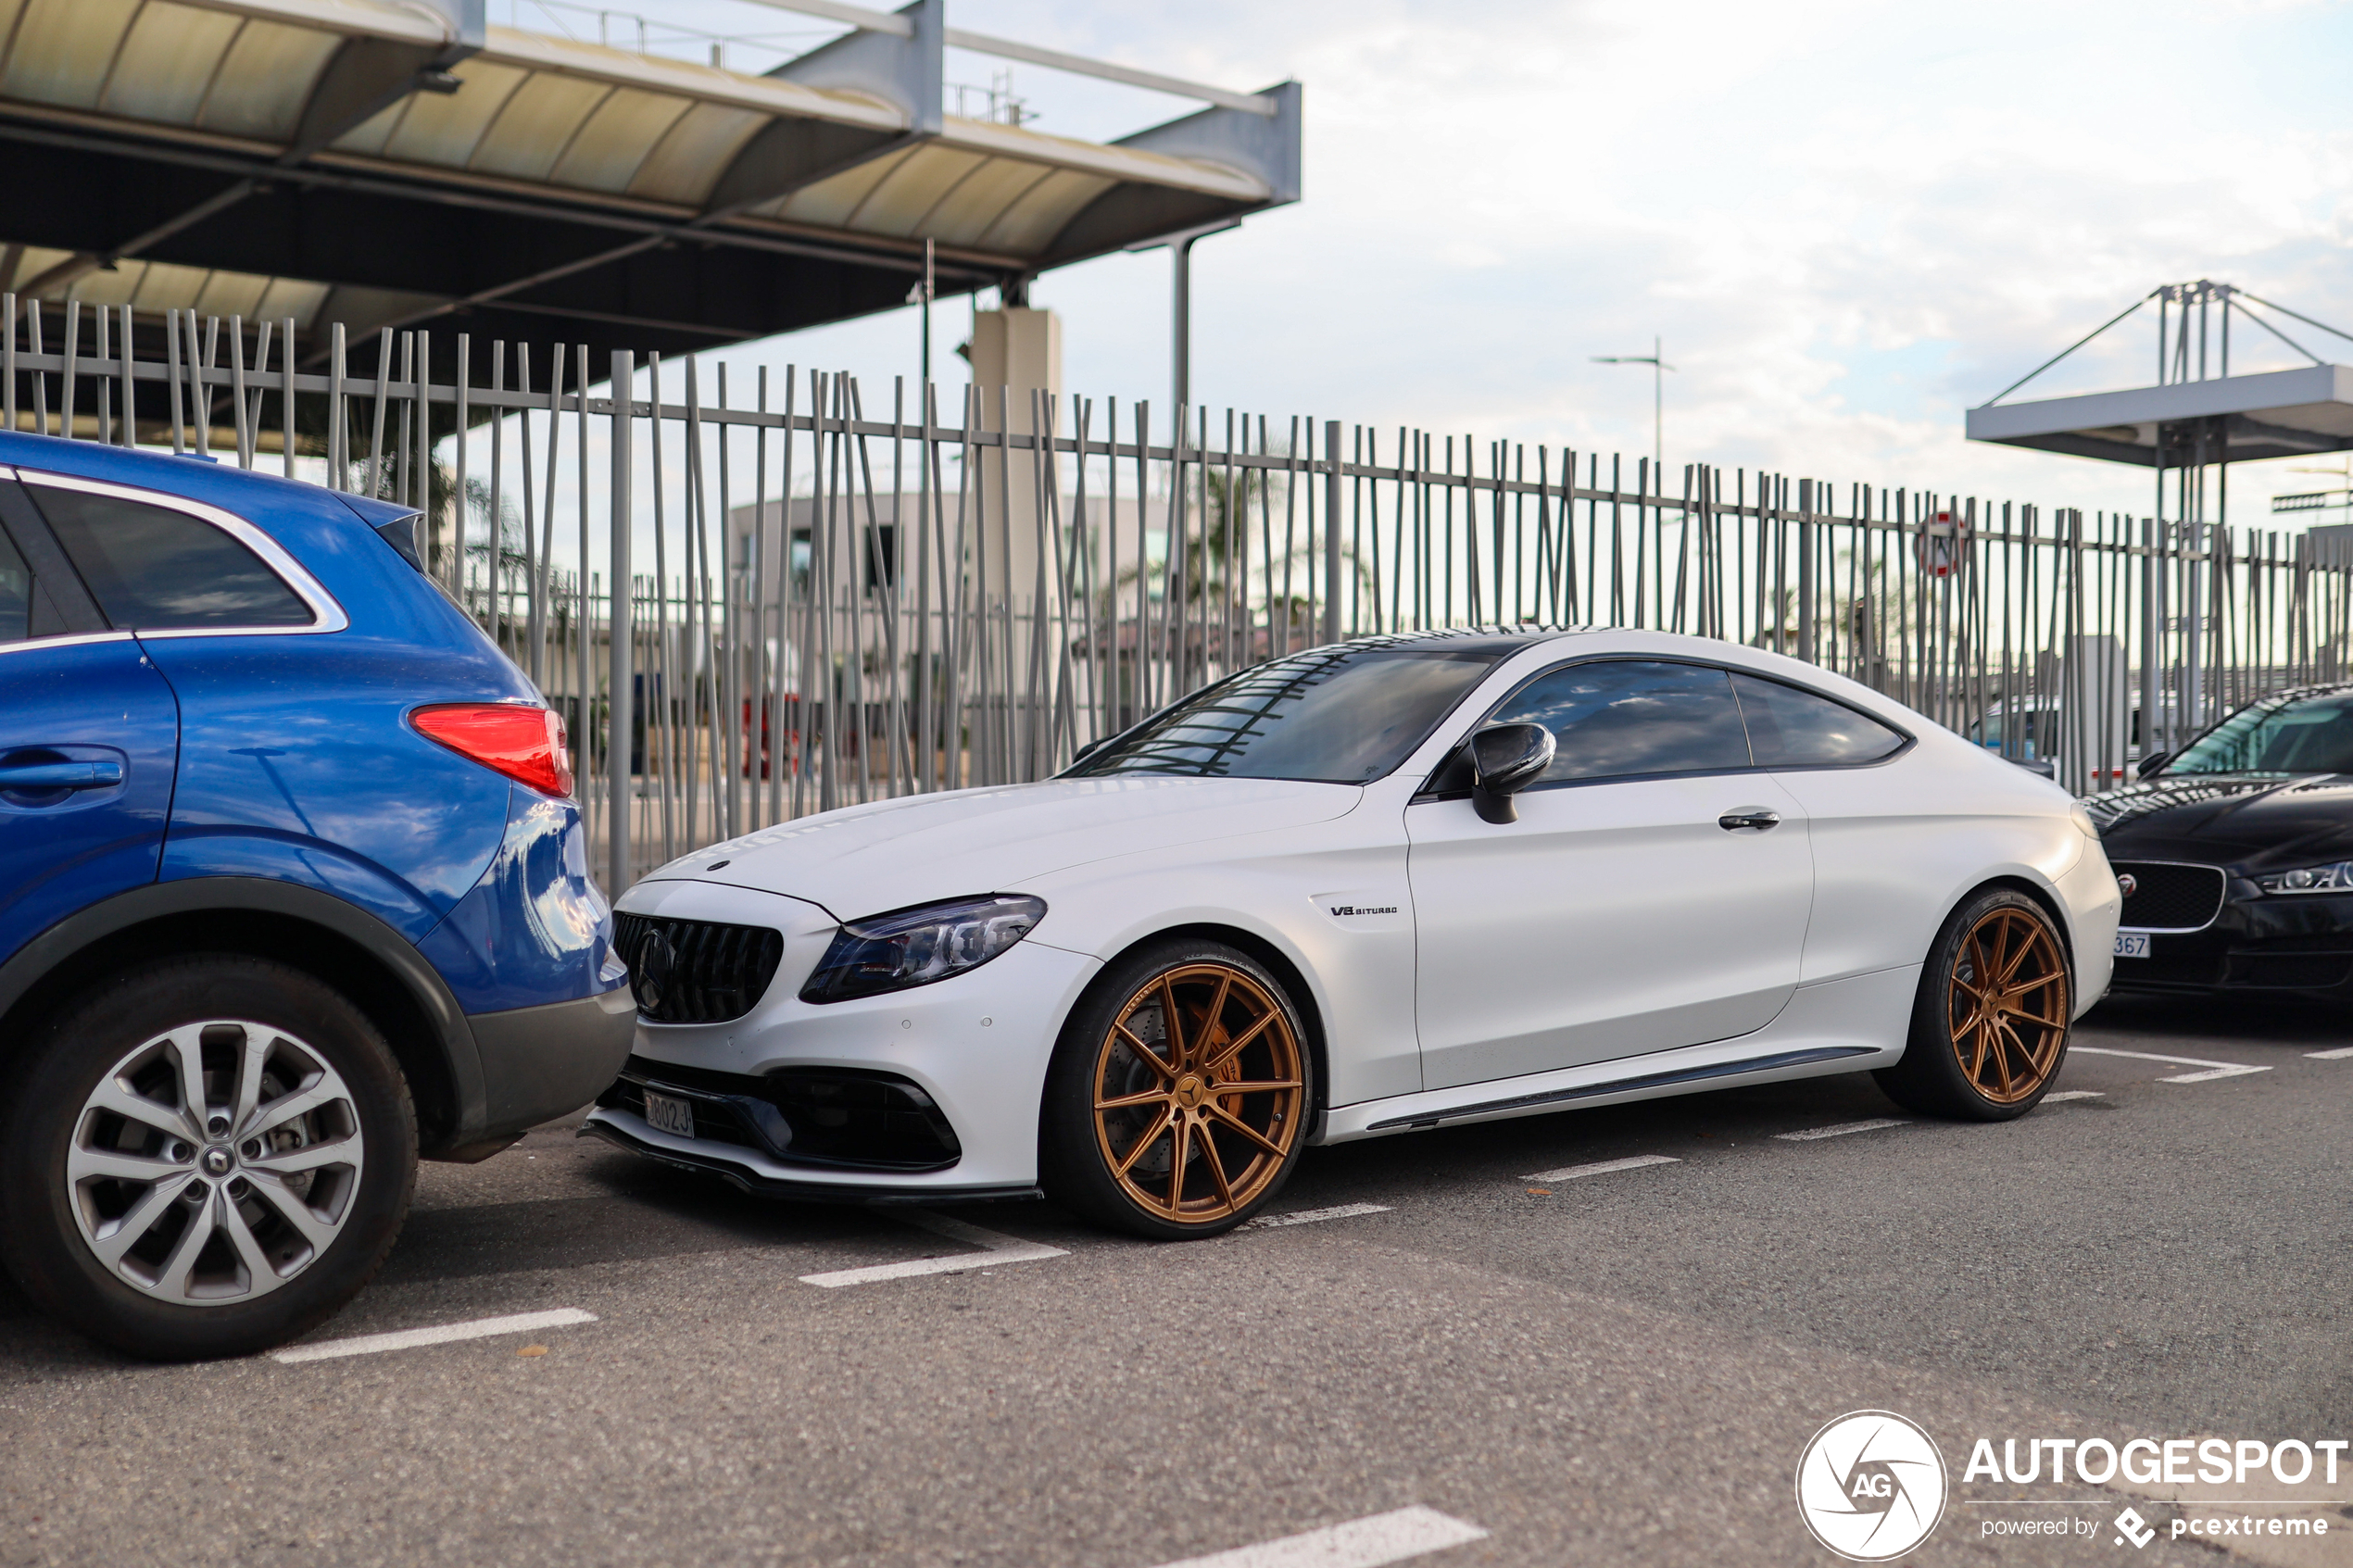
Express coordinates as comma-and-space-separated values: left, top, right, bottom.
2168, 691, 2353, 775
1733, 673, 1906, 767
1490, 660, 1753, 783
1068, 640, 1510, 783
32, 484, 310, 631
0, 515, 73, 644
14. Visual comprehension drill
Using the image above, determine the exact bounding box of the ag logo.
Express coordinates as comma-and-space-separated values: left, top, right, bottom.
1794, 1411, 1948, 1561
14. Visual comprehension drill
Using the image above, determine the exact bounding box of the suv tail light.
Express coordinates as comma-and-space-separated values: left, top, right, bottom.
410, 704, 573, 798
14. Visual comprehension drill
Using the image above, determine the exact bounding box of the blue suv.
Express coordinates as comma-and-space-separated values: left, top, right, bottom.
0, 431, 633, 1360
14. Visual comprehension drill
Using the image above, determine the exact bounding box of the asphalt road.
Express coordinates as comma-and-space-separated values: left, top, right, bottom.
2, 993, 2347, 1568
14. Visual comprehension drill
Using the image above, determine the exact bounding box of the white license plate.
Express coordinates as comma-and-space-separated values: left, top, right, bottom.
642, 1089, 696, 1138
2114, 932, 2152, 960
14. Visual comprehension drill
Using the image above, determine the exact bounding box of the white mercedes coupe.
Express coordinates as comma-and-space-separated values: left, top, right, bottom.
584, 628, 2120, 1238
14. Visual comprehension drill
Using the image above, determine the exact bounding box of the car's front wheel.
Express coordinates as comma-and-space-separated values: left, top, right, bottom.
0, 955, 416, 1360
1874, 888, 2073, 1121
1040, 939, 1313, 1239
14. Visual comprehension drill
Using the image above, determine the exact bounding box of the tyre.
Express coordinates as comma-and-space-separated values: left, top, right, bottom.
1040, 939, 1314, 1240
1873, 888, 2073, 1122
0, 955, 416, 1360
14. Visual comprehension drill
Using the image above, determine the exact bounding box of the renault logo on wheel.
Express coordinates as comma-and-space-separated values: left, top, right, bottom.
1794, 1411, 1947, 1561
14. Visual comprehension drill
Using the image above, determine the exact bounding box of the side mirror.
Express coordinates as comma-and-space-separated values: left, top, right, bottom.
1468, 723, 1556, 824
2135, 751, 2170, 780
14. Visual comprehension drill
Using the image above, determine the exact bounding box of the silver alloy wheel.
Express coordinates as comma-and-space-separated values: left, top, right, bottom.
67, 1020, 366, 1306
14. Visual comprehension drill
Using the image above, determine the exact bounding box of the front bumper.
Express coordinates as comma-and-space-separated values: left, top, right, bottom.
2110, 881, 2353, 998
575, 1116, 1039, 1203
581, 896, 1101, 1194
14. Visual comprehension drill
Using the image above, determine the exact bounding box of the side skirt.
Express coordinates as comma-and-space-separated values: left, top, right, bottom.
1363, 1045, 1880, 1131
1319, 963, 1919, 1143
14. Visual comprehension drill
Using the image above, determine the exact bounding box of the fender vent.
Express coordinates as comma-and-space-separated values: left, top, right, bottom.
611, 912, 784, 1023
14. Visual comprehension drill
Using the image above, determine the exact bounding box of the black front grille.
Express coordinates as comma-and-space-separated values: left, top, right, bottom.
596, 1055, 962, 1172
2114, 861, 2227, 931
612, 912, 784, 1022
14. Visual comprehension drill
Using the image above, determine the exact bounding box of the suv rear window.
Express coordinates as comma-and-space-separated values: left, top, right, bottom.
0, 518, 71, 642
30, 483, 311, 632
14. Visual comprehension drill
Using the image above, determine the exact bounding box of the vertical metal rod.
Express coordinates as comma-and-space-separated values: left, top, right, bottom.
454, 333, 472, 613
228, 316, 249, 466
28, 302, 45, 437
608, 350, 634, 893
166, 308, 184, 453
646, 355, 674, 864
60, 300, 79, 444
366, 329, 390, 497
328, 322, 347, 488
281, 316, 296, 478
1324, 419, 1342, 643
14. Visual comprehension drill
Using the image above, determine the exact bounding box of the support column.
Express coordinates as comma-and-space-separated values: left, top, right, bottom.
970, 306, 1063, 605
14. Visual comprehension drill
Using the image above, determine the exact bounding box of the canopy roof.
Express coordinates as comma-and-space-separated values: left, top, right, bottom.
0, 0, 1300, 367
1966, 282, 2353, 469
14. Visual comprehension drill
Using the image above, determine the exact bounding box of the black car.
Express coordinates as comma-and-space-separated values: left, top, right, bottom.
2088, 683, 2353, 999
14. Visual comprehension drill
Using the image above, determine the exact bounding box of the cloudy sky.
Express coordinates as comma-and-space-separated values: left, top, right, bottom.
633, 0, 2353, 525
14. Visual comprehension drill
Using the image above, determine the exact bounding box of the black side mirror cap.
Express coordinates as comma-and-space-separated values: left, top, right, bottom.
2135, 752, 2170, 779
1468, 722, 1556, 824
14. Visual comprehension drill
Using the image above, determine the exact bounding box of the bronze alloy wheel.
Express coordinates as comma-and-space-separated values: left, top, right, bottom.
1088, 961, 1306, 1228
1944, 905, 2071, 1104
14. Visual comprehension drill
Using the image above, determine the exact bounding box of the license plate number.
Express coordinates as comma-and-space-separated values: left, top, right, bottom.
643, 1089, 695, 1138
2114, 932, 2151, 960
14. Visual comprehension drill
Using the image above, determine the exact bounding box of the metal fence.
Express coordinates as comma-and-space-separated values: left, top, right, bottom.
10, 297, 2353, 891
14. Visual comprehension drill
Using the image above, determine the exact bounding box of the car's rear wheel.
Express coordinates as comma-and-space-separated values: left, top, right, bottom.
0, 955, 415, 1360
1041, 940, 1313, 1239
1874, 888, 2072, 1121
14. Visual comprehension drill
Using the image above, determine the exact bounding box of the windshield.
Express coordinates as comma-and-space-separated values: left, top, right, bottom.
2166, 691, 2353, 776
1065, 638, 1515, 784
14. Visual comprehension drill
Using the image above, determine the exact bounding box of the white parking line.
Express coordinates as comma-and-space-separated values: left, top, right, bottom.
1519, 1153, 1681, 1183
1776, 1118, 1910, 1141
2304, 1046, 2353, 1060
271, 1308, 598, 1364
2042, 1090, 2107, 1102
798, 1211, 1068, 1288
2070, 1047, 2272, 1084
1242, 1202, 1393, 1229
1151, 1506, 1489, 1568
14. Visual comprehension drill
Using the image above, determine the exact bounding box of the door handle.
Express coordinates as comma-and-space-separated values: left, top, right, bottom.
0, 759, 123, 791
1718, 809, 1780, 832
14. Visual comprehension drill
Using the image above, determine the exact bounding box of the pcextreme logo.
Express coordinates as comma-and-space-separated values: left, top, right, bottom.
1795, 1411, 1949, 1562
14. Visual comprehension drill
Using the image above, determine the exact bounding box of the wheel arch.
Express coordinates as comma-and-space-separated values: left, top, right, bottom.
0, 878, 486, 1157
1089, 921, 1333, 1128
1954, 872, 2080, 985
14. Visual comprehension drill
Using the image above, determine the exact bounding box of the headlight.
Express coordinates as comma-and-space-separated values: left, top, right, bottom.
2255, 862, 2353, 895
798, 894, 1046, 1003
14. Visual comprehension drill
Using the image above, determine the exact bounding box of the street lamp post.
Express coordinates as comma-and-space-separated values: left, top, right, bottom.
1128, 219, 1242, 425
1592, 335, 1675, 483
